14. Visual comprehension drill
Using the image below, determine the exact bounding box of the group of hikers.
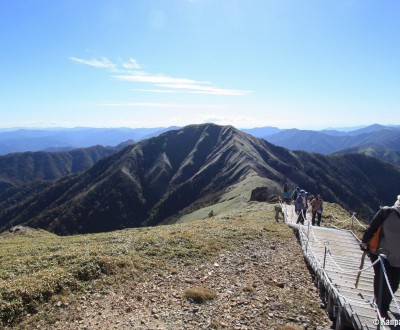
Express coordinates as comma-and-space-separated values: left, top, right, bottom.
282, 184, 324, 226
283, 183, 400, 322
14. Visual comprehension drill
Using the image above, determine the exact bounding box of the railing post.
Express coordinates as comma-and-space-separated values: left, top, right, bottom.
323, 245, 327, 269
306, 221, 310, 253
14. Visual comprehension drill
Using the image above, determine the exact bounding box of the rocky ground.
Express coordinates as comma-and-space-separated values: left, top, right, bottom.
15, 203, 333, 330
22, 244, 331, 328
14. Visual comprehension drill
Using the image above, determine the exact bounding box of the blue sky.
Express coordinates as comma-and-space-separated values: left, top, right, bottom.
1, 0, 399, 129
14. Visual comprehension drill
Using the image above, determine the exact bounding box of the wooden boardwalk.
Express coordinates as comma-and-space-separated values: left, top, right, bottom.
282, 203, 400, 329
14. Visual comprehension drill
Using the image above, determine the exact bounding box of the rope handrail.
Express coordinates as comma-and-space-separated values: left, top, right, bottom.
326, 212, 366, 230
325, 250, 379, 275
297, 226, 376, 306
305, 220, 376, 275
352, 213, 367, 230
328, 214, 351, 224
379, 255, 400, 314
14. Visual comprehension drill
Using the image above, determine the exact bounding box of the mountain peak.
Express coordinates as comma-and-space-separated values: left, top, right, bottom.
1, 123, 400, 235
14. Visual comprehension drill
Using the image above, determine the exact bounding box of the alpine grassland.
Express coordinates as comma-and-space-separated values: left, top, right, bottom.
0, 200, 364, 328
0, 202, 289, 328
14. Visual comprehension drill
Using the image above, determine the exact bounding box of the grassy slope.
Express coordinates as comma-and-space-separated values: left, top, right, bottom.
177, 174, 279, 223
0, 202, 279, 327
0, 197, 360, 328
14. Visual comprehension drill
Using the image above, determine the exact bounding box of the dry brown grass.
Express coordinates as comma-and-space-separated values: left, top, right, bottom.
322, 202, 367, 239
278, 324, 304, 330
183, 286, 217, 303
0, 202, 285, 327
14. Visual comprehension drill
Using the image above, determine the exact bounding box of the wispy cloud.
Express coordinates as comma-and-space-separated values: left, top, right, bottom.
97, 102, 225, 109
70, 56, 254, 96
69, 56, 118, 71
120, 58, 141, 71
133, 89, 179, 94
114, 71, 207, 85
155, 83, 252, 96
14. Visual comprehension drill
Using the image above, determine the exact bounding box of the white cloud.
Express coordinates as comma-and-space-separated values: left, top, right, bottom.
120, 58, 141, 70
70, 55, 254, 96
113, 72, 208, 85
69, 56, 117, 71
155, 83, 253, 96
97, 102, 225, 109
133, 89, 179, 94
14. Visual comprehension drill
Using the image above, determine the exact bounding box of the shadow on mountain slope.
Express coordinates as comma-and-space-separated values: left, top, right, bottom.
0, 123, 399, 235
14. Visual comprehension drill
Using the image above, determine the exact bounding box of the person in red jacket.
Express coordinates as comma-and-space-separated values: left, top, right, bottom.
360, 195, 400, 320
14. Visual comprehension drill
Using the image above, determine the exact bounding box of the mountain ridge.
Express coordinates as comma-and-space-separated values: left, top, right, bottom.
1, 123, 398, 156
0, 145, 123, 196
1, 123, 399, 235
264, 126, 400, 154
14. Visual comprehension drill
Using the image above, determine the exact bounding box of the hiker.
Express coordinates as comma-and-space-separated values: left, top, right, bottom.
360, 195, 400, 320
283, 183, 289, 194
296, 190, 308, 225
310, 194, 323, 226
292, 187, 301, 210
282, 183, 292, 203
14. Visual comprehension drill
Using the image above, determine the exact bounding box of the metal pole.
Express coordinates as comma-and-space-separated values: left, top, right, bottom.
323, 245, 327, 269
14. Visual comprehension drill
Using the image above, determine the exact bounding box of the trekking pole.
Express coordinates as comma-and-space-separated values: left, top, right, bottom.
378, 255, 384, 316
355, 251, 367, 288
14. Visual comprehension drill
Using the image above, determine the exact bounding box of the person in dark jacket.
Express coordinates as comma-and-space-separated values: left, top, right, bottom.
360, 195, 400, 319
291, 187, 300, 211
296, 190, 308, 225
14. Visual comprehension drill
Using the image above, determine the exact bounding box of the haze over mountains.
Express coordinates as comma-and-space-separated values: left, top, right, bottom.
2, 124, 399, 163
0, 123, 399, 236
0, 127, 177, 155
263, 124, 400, 154
245, 124, 400, 167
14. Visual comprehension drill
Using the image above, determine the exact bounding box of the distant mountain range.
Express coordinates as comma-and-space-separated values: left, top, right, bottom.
1, 124, 399, 235
2, 124, 399, 166
0, 127, 178, 155
263, 124, 400, 153
241, 124, 400, 166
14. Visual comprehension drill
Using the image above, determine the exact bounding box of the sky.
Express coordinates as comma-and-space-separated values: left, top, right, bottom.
0, 0, 399, 130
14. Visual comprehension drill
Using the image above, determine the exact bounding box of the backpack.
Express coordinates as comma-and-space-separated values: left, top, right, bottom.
369, 226, 382, 253
368, 206, 396, 253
